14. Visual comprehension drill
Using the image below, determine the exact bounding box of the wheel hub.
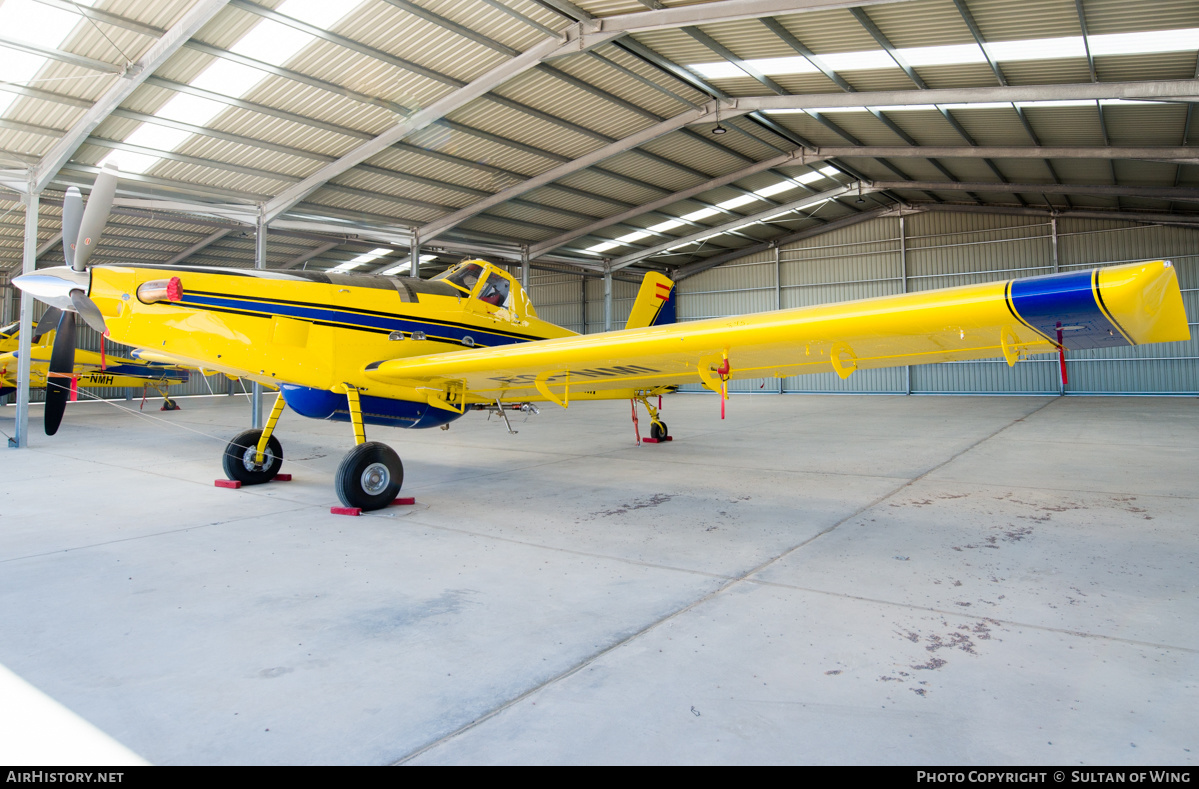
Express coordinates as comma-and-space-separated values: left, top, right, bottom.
360, 462, 390, 495
241, 445, 274, 472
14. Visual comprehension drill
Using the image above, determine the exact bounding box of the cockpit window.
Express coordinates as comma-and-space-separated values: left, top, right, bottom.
477, 273, 510, 308
0, 322, 17, 337
434, 262, 485, 294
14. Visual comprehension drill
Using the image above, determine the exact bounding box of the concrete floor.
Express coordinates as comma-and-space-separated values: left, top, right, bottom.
0, 392, 1196, 765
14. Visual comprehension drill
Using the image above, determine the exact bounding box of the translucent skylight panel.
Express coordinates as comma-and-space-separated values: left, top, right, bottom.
230, 20, 315, 68
190, 59, 267, 98
155, 93, 227, 127
379, 255, 436, 276
754, 181, 797, 198
585, 241, 620, 253
901, 43, 986, 67
100, 123, 191, 172
1090, 28, 1199, 56
681, 207, 721, 221
815, 50, 896, 72
125, 123, 193, 152
749, 56, 818, 75
689, 62, 746, 79
717, 194, 759, 210
687, 26, 1199, 81
0, 50, 46, 84
647, 219, 684, 233
0, 0, 87, 50
100, 149, 161, 174
98, 0, 372, 177
985, 36, 1086, 62
280, 0, 354, 29
616, 230, 651, 243
936, 102, 1011, 110
819, 166, 839, 177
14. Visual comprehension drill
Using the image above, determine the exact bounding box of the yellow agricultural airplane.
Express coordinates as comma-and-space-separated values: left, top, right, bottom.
0, 314, 191, 418
14, 167, 1192, 510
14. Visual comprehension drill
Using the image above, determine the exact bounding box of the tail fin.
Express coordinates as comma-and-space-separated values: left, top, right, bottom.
625, 272, 675, 330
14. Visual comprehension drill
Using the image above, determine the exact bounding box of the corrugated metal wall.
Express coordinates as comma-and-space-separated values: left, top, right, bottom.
672, 212, 1199, 395
527, 269, 586, 334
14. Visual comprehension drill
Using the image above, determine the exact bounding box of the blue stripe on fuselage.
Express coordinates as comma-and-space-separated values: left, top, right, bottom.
1008, 270, 1130, 350
178, 293, 529, 348
97, 363, 189, 381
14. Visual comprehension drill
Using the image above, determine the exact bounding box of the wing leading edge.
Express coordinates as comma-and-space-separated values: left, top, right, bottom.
362, 261, 1189, 403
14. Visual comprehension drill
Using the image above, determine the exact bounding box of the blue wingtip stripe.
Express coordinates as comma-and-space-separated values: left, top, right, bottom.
1008, 269, 1131, 351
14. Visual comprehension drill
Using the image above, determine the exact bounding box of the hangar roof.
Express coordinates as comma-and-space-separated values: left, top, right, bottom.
0, 0, 1196, 280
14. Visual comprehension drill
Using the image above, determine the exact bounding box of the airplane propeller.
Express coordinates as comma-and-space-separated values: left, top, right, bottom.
44, 310, 76, 436
30, 306, 62, 343
39, 164, 118, 434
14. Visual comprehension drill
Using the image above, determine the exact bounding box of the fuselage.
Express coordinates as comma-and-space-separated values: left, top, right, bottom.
82, 260, 575, 427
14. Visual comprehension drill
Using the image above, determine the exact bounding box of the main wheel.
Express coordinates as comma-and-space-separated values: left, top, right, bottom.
335, 441, 403, 510
222, 429, 283, 485
650, 420, 668, 441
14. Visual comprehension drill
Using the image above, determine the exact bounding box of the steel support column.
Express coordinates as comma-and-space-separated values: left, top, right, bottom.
11, 183, 37, 448
251, 209, 266, 429
1052, 216, 1063, 396
900, 214, 910, 395
521, 245, 530, 291
409, 229, 420, 280
774, 243, 783, 394
603, 264, 613, 332
1051, 216, 1059, 273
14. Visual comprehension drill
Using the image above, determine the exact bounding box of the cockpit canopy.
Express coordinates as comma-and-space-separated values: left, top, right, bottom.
433, 260, 537, 321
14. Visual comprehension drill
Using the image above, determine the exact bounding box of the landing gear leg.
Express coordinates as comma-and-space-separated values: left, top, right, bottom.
636, 393, 669, 442
152, 385, 181, 410
222, 393, 286, 484
333, 384, 403, 510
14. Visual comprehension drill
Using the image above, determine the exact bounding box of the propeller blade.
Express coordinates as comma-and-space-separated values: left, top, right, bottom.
44, 311, 76, 436
62, 187, 82, 270
70, 289, 107, 335
30, 306, 62, 343
74, 165, 118, 271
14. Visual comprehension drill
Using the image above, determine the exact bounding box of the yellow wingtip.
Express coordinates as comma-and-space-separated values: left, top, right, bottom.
1097, 260, 1191, 346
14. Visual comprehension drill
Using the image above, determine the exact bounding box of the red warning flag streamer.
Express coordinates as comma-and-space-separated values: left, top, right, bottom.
630, 398, 641, 446
1056, 325, 1068, 386
717, 355, 730, 420
69, 376, 78, 402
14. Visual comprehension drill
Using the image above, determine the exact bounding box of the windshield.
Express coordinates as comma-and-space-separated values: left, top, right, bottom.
0, 322, 16, 337
434, 262, 485, 294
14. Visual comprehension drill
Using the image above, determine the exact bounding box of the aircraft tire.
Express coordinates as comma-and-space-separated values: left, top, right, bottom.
222, 429, 283, 485
650, 421, 668, 441
335, 441, 403, 511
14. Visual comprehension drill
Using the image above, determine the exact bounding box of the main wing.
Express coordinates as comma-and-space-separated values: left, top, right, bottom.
361, 261, 1189, 403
